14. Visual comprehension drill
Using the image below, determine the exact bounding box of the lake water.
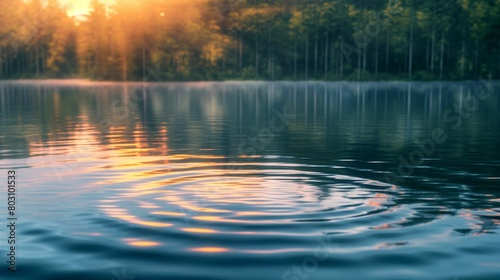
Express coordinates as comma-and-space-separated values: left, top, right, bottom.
0, 80, 499, 280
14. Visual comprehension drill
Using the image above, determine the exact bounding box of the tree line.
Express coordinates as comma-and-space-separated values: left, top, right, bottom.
0, 0, 499, 81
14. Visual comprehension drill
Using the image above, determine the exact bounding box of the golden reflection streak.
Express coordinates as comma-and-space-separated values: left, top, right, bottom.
174, 202, 231, 213
181, 228, 219, 234
99, 160, 263, 187
134, 221, 172, 227
189, 247, 230, 253
123, 238, 162, 247
366, 193, 390, 208
168, 154, 226, 160
102, 167, 224, 190
101, 207, 172, 227
372, 223, 392, 230
459, 210, 500, 235
235, 211, 267, 216
192, 215, 270, 224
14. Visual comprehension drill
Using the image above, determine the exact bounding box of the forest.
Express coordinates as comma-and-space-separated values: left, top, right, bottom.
0, 0, 499, 81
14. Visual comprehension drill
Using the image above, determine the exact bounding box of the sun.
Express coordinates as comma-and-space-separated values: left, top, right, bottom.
59, 0, 115, 17
59, 0, 90, 17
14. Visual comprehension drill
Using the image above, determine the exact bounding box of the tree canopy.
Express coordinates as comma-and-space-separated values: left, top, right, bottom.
0, 0, 498, 81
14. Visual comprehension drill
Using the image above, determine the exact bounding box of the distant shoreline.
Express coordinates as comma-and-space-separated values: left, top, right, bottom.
0, 79, 496, 85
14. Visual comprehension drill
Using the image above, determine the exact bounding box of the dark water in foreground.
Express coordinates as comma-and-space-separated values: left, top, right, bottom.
0, 80, 499, 280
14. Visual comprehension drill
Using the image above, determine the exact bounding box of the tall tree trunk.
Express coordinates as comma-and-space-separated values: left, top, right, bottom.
363, 44, 366, 79
294, 36, 297, 80
24, 51, 29, 75
239, 34, 243, 75
31, 49, 35, 74
271, 47, 274, 81
123, 38, 127, 82
446, 41, 450, 69
498, 43, 500, 75
324, 32, 329, 79
439, 32, 444, 80
340, 37, 344, 77
255, 36, 259, 78
426, 35, 430, 71
430, 1, 436, 78
474, 37, 479, 75
330, 40, 335, 77
385, 34, 389, 73
357, 46, 361, 81
36, 40, 40, 76
404, 36, 408, 75
305, 33, 309, 79
42, 47, 46, 74
375, 35, 379, 80
95, 36, 99, 78
399, 36, 403, 74
409, 11, 414, 81
16, 52, 21, 76
314, 31, 318, 76
8, 49, 12, 77
234, 40, 238, 73
0, 47, 3, 77
4, 50, 7, 77
268, 29, 271, 79
142, 35, 146, 79
460, 34, 465, 78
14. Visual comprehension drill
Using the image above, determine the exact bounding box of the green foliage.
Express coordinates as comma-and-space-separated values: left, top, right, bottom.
0, 0, 498, 81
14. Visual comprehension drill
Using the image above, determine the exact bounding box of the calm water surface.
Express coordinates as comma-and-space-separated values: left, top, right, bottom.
0, 81, 499, 280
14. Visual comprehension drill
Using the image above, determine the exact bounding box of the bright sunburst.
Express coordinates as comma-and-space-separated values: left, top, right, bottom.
59, 0, 115, 17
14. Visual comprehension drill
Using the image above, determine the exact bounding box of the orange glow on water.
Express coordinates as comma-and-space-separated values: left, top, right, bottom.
175, 202, 231, 214
235, 211, 267, 216
123, 238, 161, 247
181, 228, 218, 234
189, 247, 230, 253
134, 221, 173, 227
101, 207, 172, 227
366, 193, 390, 208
